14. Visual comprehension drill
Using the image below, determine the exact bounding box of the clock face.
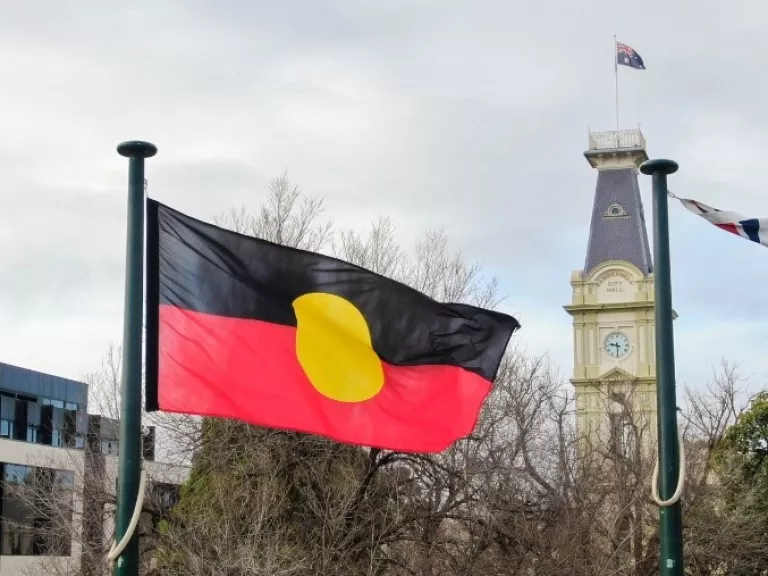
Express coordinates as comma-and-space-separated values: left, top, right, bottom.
604, 331, 631, 359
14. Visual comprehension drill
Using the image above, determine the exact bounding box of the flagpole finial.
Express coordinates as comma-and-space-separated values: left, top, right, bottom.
117, 140, 157, 159
640, 158, 678, 176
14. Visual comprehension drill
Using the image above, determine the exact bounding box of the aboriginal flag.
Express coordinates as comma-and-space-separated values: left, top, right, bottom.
145, 200, 519, 452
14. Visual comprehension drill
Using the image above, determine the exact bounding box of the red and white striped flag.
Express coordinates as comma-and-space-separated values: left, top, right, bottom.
673, 195, 767, 248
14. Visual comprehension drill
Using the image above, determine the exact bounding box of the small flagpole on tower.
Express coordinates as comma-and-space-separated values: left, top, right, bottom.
614, 34, 620, 139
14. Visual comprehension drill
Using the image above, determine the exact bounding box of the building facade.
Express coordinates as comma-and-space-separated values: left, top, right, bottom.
0, 362, 189, 576
564, 129, 665, 458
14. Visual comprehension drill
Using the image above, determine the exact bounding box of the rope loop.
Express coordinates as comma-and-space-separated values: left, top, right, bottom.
651, 429, 685, 507
107, 468, 147, 564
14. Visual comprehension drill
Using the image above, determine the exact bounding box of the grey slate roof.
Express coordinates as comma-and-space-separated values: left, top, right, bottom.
583, 168, 652, 276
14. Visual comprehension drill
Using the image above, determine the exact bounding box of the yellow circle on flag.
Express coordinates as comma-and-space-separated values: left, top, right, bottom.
292, 292, 384, 403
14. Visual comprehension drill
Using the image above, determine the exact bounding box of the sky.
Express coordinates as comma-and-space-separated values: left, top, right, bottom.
1, 0, 767, 402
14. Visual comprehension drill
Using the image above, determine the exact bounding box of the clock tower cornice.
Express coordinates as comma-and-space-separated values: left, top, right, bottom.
575, 259, 650, 284
564, 301, 655, 314
571, 376, 657, 386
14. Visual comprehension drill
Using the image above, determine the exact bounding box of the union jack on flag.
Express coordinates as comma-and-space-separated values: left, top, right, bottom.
675, 196, 768, 248
617, 41, 645, 69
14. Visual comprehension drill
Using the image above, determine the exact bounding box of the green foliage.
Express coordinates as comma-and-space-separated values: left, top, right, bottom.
687, 390, 768, 575
719, 391, 768, 485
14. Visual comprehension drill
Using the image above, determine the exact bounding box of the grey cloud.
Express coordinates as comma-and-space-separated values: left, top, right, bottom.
149, 159, 270, 217
1, 0, 767, 383
0, 183, 125, 320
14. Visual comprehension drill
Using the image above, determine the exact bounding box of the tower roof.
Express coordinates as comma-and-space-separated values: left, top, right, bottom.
583, 168, 652, 276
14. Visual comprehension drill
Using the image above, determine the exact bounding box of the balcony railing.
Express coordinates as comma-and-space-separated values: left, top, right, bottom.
588, 129, 646, 151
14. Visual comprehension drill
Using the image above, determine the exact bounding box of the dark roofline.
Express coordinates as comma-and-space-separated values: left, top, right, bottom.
0, 361, 87, 388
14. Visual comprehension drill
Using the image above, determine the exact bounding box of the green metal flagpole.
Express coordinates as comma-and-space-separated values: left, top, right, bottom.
115, 140, 157, 576
639, 158, 684, 576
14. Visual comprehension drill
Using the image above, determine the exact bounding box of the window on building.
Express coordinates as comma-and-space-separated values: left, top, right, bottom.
151, 482, 180, 511
609, 412, 636, 460
0, 420, 13, 439
142, 427, 156, 461
63, 406, 77, 448
620, 420, 636, 458
45, 470, 75, 555
145, 482, 181, 533
41, 399, 65, 409
101, 440, 118, 456
604, 202, 629, 218
2, 393, 29, 444
0, 392, 84, 449
25, 426, 40, 444
0, 463, 74, 556
4, 464, 29, 485
40, 405, 64, 448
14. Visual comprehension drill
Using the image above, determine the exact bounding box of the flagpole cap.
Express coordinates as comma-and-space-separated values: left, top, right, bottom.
639, 158, 678, 176
117, 141, 158, 159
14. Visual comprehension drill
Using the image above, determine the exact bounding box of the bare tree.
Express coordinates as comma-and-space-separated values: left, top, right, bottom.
21, 344, 763, 576
154, 174, 768, 576
216, 170, 332, 252
681, 361, 768, 576
16, 173, 767, 576
9, 344, 190, 576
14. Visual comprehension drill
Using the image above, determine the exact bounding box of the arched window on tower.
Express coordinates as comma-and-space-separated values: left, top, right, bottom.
604, 203, 629, 218
608, 392, 637, 460
609, 411, 636, 459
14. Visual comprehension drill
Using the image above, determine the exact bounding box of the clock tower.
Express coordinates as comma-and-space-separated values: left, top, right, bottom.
564, 129, 663, 457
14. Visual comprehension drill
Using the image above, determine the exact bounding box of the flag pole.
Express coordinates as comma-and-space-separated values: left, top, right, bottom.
114, 140, 157, 576
640, 158, 684, 576
614, 34, 620, 137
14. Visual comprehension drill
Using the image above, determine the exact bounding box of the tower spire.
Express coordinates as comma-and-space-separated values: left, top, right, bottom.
582, 128, 652, 276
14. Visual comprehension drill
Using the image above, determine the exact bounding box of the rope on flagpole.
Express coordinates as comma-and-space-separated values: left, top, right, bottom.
107, 468, 148, 564
650, 427, 685, 507
651, 186, 686, 506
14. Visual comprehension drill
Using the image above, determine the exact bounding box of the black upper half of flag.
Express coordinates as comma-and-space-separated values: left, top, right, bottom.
617, 42, 645, 70
146, 199, 520, 382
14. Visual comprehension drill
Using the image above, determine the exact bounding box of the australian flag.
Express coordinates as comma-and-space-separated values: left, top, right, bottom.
617, 42, 645, 70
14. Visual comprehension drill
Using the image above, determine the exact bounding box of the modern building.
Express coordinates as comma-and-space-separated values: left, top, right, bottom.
0, 362, 189, 576
564, 128, 667, 458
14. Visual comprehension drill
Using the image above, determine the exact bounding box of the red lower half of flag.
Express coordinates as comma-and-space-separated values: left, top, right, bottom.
154, 306, 492, 452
